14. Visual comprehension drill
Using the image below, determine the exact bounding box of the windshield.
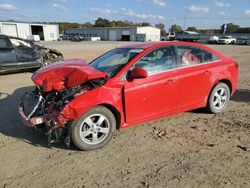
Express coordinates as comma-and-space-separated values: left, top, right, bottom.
90, 48, 143, 77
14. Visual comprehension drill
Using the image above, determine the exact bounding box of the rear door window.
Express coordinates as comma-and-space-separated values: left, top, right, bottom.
175, 45, 220, 67
201, 50, 220, 63
175, 46, 203, 67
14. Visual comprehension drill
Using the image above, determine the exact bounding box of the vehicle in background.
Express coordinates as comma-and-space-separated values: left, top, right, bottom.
69, 33, 84, 42
236, 37, 249, 45
208, 36, 219, 44
0, 35, 63, 74
176, 31, 200, 42
58, 34, 64, 41
217, 36, 236, 45
161, 32, 176, 41
19, 41, 238, 150
90, 37, 101, 41
27, 35, 41, 42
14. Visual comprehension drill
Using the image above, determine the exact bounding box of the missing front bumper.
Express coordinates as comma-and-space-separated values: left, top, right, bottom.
19, 104, 44, 127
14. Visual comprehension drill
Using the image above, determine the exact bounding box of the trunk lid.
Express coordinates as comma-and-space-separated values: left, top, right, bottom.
32, 59, 107, 92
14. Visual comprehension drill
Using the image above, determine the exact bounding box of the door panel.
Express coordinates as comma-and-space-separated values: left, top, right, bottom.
8, 37, 42, 68
15, 47, 40, 62
174, 45, 212, 109
176, 64, 212, 108
124, 46, 178, 124
124, 71, 178, 124
0, 37, 18, 71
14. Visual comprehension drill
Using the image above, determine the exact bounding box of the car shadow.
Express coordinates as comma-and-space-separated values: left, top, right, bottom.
189, 89, 250, 114
0, 86, 78, 150
0, 68, 38, 75
231, 89, 250, 103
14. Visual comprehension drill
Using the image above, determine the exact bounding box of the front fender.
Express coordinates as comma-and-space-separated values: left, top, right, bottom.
60, 83, 126, 127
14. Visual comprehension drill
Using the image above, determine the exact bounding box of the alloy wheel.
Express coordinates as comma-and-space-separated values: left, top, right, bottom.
79, 114, 110, 145
212, 88, 228, 110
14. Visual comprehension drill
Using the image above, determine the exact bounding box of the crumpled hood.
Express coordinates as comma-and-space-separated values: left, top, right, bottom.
32, 59, 107, 92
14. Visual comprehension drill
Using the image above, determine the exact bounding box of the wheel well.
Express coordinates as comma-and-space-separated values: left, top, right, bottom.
99, 104, 121, 129
206, 79, 232, 107
217, 79, 232, 94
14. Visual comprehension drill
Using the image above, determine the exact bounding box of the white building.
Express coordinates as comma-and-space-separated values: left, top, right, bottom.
0, 21, 59, 41
65, 26, 161, 42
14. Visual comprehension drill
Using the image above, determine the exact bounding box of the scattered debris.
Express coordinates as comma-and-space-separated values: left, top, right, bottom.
237, 145, 250, 152
206, 144, 215, 147
152, 127, 167, 138
141, 181, 149, 187
158, 130, 166, 137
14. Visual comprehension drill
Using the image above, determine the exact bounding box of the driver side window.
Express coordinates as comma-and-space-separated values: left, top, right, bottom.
134, 46, 175, 75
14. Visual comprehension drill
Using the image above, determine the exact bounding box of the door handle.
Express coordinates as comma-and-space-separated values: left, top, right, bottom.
164, 79, 176, 85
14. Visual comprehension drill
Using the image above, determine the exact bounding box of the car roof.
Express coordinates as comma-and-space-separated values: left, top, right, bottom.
121, 41, 161, 49
0, 34, 8, 38
120, 41, 208, 50
119, 41, 225, 59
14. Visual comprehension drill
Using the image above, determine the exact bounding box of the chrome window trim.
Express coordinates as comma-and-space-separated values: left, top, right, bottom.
121, 44, 222, 80
147, 59, 222, 76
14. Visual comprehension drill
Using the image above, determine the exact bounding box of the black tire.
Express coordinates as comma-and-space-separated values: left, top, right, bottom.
206, 82, 230, 114
71, 106, 116, 150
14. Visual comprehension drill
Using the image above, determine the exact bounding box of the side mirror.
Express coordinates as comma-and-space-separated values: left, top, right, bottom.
129, 67, 148, 79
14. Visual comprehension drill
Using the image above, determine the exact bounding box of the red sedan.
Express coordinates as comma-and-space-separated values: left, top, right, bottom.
19, 42, 238, 150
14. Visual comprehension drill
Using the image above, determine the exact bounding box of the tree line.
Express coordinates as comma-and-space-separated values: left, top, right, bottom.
50, 17, 166, 34
167, 23, 250, 35
50, 17, 250, 35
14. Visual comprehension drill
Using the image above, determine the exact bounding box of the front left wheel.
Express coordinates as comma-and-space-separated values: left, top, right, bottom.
71, 106, 116, 150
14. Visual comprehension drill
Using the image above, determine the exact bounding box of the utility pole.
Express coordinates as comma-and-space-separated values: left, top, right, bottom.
183, 17, 187, 34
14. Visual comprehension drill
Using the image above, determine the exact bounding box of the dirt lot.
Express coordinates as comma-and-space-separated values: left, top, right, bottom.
0, 41, 250, 188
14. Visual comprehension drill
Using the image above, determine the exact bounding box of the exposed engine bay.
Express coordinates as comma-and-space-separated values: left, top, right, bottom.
20, 78, 106, 147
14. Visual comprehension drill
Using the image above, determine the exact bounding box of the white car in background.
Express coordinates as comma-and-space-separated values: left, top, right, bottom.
208, 35, 219, 44
218, 36, 236, 45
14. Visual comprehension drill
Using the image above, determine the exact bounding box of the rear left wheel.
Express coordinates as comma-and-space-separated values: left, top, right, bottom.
71, 106, 116, 150
206, 83, 230, 114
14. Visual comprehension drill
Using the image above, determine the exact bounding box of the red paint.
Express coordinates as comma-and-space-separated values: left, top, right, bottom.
29, 42, 238, 129
32, 59, 107, 92
129, 67, 148, 79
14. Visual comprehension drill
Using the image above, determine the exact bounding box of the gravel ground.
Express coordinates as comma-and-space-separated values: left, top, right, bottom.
0, 41, 250, 188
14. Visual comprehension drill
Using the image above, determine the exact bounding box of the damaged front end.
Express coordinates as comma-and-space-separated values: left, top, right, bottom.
41, 48, 64, 66
19, 59, 107, 147
36, 44, 64, 66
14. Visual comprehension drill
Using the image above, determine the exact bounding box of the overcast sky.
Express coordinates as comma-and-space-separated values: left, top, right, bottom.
0, 0, 250, 30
